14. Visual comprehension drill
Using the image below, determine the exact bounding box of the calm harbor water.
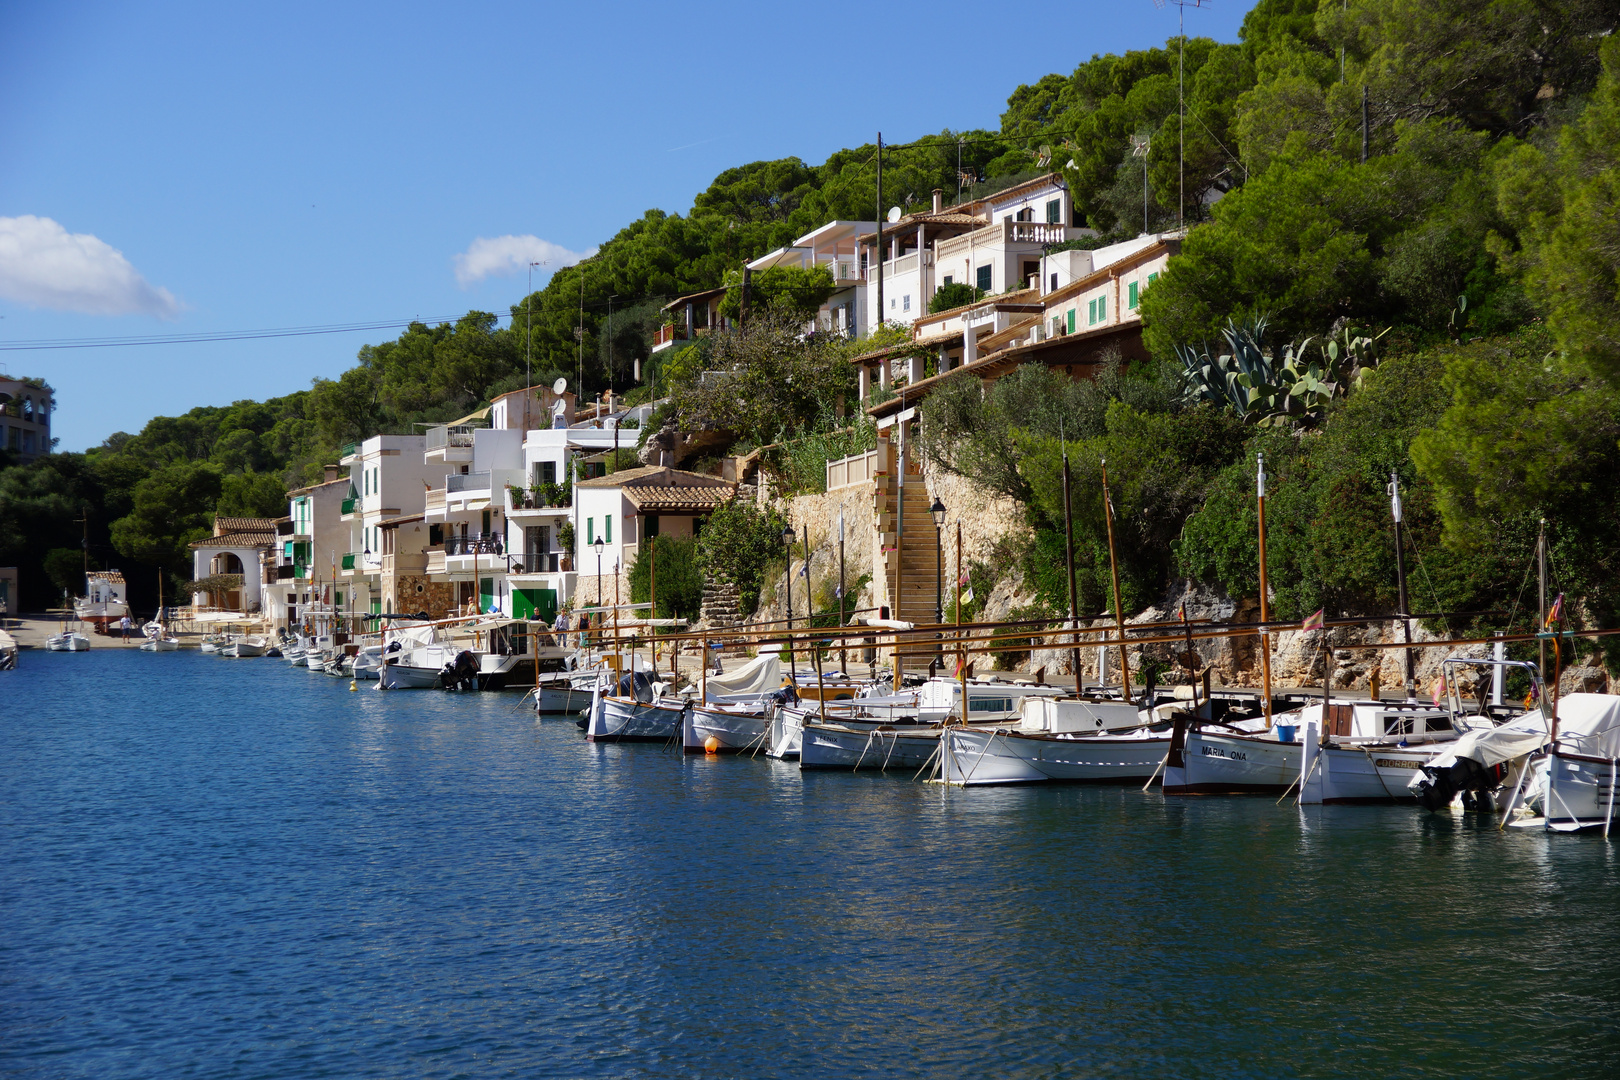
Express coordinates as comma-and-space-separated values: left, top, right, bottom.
2, 649, 1616, 1079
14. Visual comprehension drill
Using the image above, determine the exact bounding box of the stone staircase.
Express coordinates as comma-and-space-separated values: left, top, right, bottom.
872, 432, 943, 672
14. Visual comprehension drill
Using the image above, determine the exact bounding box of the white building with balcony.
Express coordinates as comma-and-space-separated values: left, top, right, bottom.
860, 175, 1091, 331
339, 434, 441, 618
746, 219, 877, 337
262, 470, 348, 630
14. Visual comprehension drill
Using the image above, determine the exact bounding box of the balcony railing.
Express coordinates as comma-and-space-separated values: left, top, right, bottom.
340, 442, 356, 459
442, 533, 505, 557
341, 553, 357, 570
425, 425, 477, 452
446, 470, 492, 494
340, 497, 356, 515
508, 553, 563, 574
508, 482, 572, 511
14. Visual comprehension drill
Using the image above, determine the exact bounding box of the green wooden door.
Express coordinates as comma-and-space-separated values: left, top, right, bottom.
512, 588, 557, 623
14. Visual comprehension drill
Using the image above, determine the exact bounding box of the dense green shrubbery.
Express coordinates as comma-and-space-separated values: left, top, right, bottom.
628, 535, 704, 621
696, 497, 789, 618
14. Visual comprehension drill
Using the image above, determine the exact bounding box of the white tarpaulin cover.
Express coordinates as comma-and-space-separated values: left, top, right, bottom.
703, 652, 782, 702
1549, 692, 1620, 759
1407, 694, 1620, 788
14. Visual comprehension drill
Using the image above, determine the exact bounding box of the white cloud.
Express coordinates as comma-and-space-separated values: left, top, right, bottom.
0, 215, 181, 318
453, 234, 596, 287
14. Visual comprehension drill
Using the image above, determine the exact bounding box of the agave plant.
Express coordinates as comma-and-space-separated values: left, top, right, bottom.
1174, 316, 1385, 426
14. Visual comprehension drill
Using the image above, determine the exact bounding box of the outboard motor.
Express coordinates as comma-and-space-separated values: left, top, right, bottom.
615, 670, 656, 703
770, 682, 800, 707
440, 650, 481, 691
1414, 757, 1509, 813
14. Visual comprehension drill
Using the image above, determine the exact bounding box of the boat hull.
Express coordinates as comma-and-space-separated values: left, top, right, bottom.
1306, 743, 1441, 804
1164, 728, 1300, 796
588, 696, 687, 743
1545, 750, 1619, 831
944, 728, 1169, 786
377, 661, 443, 690
799, 723, 940, 771
686, 704, 770, 754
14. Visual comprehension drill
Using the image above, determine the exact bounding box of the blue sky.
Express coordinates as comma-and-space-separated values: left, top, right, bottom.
0, 1, 1250, 452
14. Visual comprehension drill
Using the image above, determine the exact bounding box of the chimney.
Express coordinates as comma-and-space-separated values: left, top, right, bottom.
324, 465, 338, 483
932, 189, 943, 213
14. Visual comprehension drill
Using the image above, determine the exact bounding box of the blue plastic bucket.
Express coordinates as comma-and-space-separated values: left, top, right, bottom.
1276, 724, 1297, 743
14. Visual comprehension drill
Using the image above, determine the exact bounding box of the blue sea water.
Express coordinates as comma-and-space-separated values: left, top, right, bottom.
1, 648, 1617, 1079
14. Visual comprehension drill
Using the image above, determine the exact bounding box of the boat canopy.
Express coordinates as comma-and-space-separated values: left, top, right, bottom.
704, 652, 782, 700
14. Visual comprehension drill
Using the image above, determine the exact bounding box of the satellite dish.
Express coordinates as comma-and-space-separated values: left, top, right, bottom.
886, 206, 902, 223
551, 377, 567, 395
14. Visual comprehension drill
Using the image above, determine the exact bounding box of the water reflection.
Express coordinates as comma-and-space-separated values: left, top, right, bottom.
0, 650, 1615, 1078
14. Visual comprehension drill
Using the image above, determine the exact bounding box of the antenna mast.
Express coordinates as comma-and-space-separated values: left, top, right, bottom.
1152, 0, 1210, 230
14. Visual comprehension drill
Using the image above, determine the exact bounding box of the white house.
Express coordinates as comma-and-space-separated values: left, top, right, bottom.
861, 175, 1092, 331
747, 219, 877, 337
190, 517, 277, 613
572, 465, 735, 609
340, 434, 441, 618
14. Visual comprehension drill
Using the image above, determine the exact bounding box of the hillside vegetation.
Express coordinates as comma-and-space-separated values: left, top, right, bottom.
3, 0, 1618, 677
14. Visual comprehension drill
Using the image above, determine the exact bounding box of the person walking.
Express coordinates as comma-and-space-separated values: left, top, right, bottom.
119, 613, 132, 642
552, 607, 570, 648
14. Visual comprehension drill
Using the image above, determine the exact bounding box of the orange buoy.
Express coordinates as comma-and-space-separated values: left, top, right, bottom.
704, 735, 721, 754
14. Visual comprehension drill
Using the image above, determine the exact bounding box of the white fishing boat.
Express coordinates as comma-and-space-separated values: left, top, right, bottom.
378, 617, 551, 691
220, 637, 267, 658
941, 697, 1162, 785
45, 630, 91, 652
199, 635, 224, 655
1537, 696, 1620, 833
351, 644, 383, 680
1417, 693, 1620, 833
681, 649, 788, 753
140, 620, 180, 651
585, 665, 690, 742
799, 677, 1068, 771
72, 571, 128, 634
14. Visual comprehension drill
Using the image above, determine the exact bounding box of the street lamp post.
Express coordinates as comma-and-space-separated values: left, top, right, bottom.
930, 498, 947, 625
593, 536, 606, 609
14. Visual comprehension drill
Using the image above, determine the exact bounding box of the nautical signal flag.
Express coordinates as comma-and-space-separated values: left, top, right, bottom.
1432, 675, 1446, 705
960, 587, 974, 606
1302, 608, 1325, 632
1177, 601, 1187, 622
953, 653, 967, 677
1545, 592, 1564, 628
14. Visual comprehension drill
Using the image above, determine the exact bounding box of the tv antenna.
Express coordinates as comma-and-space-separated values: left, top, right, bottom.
1151, 0, 1210, 230
1130, 132, 1152, 235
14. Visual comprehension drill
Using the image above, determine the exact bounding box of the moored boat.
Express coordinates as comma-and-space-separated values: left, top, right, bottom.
941, 697, 1162, 785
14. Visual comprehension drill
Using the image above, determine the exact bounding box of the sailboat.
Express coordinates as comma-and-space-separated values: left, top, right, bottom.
140, 572, 180, 651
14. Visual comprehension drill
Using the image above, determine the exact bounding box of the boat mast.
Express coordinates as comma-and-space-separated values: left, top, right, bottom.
1537, 517, 1547, 682
1099, 459, 1132, 700
1257, 454, 1273, 730
1060, 436, 1083, 697
1388, 472, 1414, 700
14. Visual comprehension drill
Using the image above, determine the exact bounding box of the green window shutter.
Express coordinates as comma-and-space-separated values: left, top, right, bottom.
1099, 295, 1107, 321
1128, 281, 1139, 309
605, 515, 613, 543
976, 264, 992, 292
1067, 309, 1076, 334
1046, 199, 1060, 224
586, 518, 594, 544
1148, 272, 1158, 284
1088, 298, 1096, 324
